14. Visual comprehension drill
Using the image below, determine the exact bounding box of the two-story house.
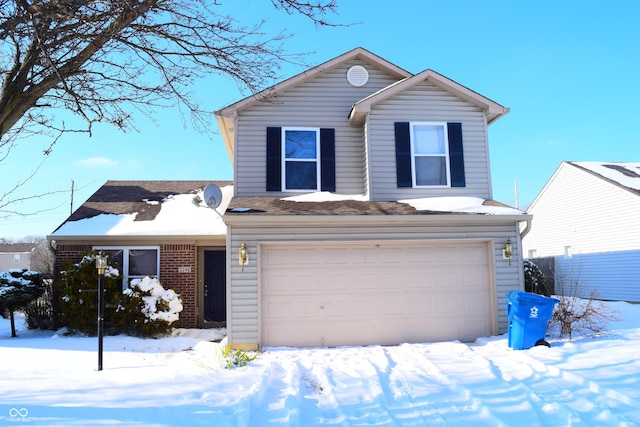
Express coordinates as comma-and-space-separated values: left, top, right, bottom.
50, 48, 529, 349
215, 47, 529, 350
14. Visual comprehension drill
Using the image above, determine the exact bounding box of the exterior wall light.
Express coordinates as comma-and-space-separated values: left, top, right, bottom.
239, 242, 248, 271
503, 239, 512, 266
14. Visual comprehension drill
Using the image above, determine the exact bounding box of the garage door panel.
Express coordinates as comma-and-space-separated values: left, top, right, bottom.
463, 245, 488, 261
262, 248, 294, 266
320, 248, 350, 265
408, 295, 435, 314
261, 242, 493, 347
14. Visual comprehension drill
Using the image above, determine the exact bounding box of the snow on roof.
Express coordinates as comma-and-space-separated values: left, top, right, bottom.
572, 162, 640, 193
282, 193, 523, 215
399, 196, 523, 215
281, 192, 369, 203
52, 185, 233, 237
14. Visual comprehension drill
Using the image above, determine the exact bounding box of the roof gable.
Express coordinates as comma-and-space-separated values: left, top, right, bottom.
216, 47, 411, 117
527, 161, 640, 213
348, 68, 509, 125
215, 47, 412, 159
0, 243, 38, 254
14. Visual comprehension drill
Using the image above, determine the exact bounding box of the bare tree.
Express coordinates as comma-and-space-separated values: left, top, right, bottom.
1, 0, 340, 213
547, 257, 620, 340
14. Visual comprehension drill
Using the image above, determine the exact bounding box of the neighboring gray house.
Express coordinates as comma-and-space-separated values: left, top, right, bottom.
215, 47, 530, 350
523, 161, 640, 302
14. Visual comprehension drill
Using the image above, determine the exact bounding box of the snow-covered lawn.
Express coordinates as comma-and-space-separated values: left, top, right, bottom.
1, 301, 640, 426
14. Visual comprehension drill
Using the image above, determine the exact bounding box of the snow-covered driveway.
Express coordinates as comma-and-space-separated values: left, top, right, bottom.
1, 302, 640, 426
242, 337, 640, 426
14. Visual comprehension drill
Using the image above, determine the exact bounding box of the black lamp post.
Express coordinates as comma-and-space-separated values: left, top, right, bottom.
95, 253, 107, 371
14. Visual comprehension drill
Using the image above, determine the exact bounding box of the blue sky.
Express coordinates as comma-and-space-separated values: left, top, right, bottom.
2, 0, 639, 239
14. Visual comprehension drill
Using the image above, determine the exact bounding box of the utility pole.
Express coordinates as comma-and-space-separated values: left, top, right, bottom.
514, 180, 519, 210
70, 179, 75, 215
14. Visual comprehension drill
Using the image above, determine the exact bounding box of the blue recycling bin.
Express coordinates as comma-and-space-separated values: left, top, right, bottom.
506, 290, 559, 350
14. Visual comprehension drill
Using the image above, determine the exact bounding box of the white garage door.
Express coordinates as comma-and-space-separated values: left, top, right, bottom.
261, 241, 494, 347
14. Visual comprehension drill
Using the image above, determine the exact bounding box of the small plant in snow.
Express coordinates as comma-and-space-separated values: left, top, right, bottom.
550, 292, 619, 340
548, 260, 620, 340
218, 338, 256, 369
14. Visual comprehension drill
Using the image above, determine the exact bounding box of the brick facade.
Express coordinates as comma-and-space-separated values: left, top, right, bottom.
54, 245, 92, 273
160, 243, 197, 328
54, 243, 198, 329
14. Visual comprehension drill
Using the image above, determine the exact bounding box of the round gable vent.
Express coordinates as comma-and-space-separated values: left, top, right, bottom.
346, 65, 369, 87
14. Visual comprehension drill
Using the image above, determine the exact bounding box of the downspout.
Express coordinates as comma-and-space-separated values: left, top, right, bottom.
519, 217, 532, 240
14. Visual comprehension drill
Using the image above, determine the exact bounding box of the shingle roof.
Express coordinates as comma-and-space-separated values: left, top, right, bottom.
569, 162, 640, 196
226, 196, 514, 216
63, 180, 232, 223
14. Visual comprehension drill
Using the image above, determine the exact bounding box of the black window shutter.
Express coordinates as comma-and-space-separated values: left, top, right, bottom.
266, 127, 282, 191
320, 128, 336, 192
395, 122, 412, 187
447, 122, 465, 187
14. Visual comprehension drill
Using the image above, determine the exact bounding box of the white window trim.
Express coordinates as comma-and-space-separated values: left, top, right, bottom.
410, 121, 451, 188
93, 246, 160, 290
281, 127, 321, 192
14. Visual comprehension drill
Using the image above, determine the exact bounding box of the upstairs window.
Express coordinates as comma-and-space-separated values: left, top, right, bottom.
411, 123, 449, 187
395, 121, 465, 188
266, 127, 335, 192
283, 127, 320, 191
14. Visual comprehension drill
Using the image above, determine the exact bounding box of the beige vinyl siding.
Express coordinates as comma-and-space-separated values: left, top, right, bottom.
0, 252, 31, 270
366, 81, 491, 201
234, 58, 401, 197
226, 220, 523, 349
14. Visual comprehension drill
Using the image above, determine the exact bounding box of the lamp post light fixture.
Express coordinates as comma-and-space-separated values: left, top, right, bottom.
95, 253, 108, 371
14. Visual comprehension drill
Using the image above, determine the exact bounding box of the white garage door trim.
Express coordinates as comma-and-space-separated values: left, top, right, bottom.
259, 240, 496, 347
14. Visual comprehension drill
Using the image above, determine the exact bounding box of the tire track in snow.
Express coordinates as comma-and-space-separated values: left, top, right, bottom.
425, 341, 604, 426
477, 347, 640, 426
387, 343, 517, 426
304, 346, 401, 426
378, 345, 464, 426
245, 356, 304, 426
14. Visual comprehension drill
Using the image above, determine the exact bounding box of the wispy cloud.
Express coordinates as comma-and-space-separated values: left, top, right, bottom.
76, 157, 119, 168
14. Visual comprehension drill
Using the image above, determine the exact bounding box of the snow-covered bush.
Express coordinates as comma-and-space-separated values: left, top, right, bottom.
117, 276, 183, 337
58, 252, 182, 337
57, 253, 122, 335
0, 269, 44, 337
524, 259, 551, 296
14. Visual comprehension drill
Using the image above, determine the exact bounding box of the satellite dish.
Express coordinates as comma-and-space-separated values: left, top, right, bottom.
203, 184, 223, 209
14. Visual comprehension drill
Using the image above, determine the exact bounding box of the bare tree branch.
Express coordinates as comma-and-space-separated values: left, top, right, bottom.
0, 0, 342, 215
